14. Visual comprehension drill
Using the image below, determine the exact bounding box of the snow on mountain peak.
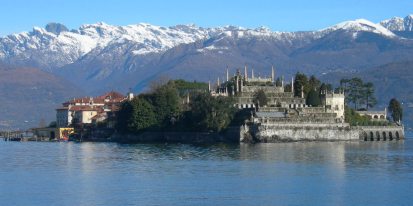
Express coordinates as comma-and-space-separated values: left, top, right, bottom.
322, 18, 396, 37
380, 14, 413, 31
0, 16, 409, 70
405, 14, 413, 31
380, 17, 405, 31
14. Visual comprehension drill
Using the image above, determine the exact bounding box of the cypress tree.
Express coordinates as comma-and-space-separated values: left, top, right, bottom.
306, 89, 321, 106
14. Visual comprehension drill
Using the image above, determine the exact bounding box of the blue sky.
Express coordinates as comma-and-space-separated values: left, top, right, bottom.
0, 0, 411, 36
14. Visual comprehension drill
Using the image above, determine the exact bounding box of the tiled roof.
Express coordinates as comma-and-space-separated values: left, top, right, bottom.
59, 91, 126, 111
63, 91, 126, 105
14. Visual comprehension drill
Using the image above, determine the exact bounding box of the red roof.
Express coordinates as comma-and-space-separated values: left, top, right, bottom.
60, 91, 126, 111
96, 91, 125, 100
64, 91, 125, 105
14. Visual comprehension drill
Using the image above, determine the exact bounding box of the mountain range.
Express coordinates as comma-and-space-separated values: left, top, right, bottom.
1, 14, 413, 129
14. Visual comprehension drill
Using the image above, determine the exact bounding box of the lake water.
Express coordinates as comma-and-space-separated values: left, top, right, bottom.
1, 139, 413, 206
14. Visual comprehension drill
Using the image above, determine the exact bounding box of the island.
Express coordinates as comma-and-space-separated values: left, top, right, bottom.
24, 65, 404, 143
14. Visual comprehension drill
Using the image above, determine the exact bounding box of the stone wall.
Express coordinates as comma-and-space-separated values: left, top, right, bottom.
357, 126, 405, 141
248, 123, 358, 142
242, 85, 283, 93
243, 122, 405, 143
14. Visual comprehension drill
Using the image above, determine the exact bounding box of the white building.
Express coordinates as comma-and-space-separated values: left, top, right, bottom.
324, 92, 345, 120
56, 91, 127, 127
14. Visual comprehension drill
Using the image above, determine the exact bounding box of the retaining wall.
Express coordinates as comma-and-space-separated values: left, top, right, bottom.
245, 123, 405, 143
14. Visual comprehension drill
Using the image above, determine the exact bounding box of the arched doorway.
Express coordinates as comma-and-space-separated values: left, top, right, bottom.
382, 132, 387, 141
370, 132, 374, 141
363, 132, 368, 141
376, 131, 380, 141
396, 131, 400, 140
389, 132, 393, 141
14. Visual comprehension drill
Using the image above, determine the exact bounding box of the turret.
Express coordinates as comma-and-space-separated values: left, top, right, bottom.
127, 88, 134, 101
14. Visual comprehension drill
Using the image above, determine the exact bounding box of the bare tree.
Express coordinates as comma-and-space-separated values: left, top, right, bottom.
148, 75, 170, 93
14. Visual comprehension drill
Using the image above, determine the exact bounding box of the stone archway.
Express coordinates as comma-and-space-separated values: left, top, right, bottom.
389, 132, 393, 141
363, 132, 368, 141
382, 132, 387, 141
396, 131, 400, 140
370, 131, 374, 141
376, 131, 380, 141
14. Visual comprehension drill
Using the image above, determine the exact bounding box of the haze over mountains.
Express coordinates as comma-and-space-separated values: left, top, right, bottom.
1, 14, 413, 129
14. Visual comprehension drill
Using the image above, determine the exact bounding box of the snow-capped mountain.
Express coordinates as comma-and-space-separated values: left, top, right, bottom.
321, 19, 396, 37
0, 22, 212, 69
2, 16, 410, 71
1, 15, 412, 94
380, 14, 413, 31
0, 17, 405, 71
2, 14, 413, 129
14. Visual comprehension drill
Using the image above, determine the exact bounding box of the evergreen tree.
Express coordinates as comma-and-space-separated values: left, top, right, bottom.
127, 98, 157, 133
340, 79, 350, 90
116, 100, 134, 133
344, 78, 364, 110
294, 72, 308, 97
275, 77, 282, 87
308, 75, 321, 91
364, 82, 377, 110
306, 89, 321, 106
190, 93, 235, 132
388, 98, 403, 123
253, 89, 268, 107
319, 83, 333, 94
340, 78, 377, 110
152, 82, 181, 127
285, 84, 292, 92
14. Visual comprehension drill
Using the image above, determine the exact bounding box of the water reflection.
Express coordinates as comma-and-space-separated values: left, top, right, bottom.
0, 140, 412, 206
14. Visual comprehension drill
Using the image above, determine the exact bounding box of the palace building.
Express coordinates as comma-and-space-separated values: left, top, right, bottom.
210, 65, 345, 123
56, 91, 132, 128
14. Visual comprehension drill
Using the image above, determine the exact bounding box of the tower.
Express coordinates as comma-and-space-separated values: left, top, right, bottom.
127, 88, 134, 101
